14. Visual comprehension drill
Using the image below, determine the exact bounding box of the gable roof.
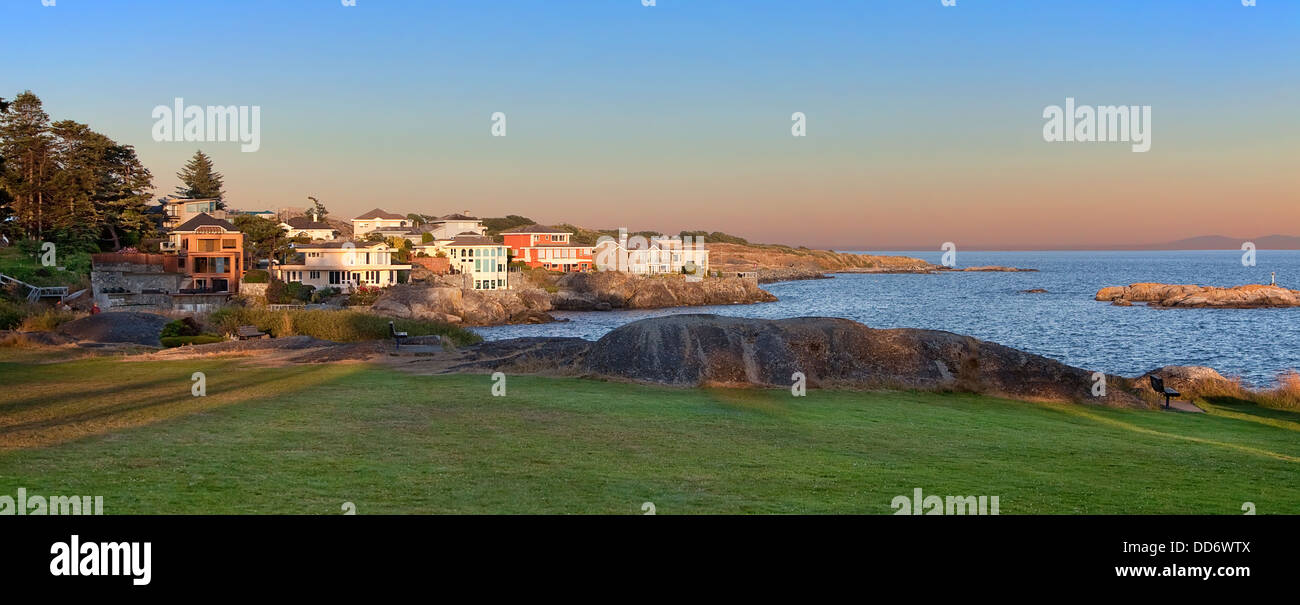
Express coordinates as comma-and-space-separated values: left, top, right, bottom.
284, 216, 333, 230
353, 208, 407, 220
438, 213, 479, 221
174, 213, 237, 232
499, 224, 570, 234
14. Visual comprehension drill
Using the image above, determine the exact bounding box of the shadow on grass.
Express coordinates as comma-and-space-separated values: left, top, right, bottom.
0, 362, 363, 449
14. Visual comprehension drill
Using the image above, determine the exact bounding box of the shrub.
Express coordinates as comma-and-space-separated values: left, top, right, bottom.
266, 279, 315, 304
161, 335, 226, 348
347, 285, 382, 306
18, 309, 76, 332
161, 317, 202, 338
207, 307, 481, 346
0, 300, 25, 330
243, 270, 270, 283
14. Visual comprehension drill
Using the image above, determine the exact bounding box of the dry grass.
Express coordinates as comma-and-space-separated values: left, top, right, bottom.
17, 309, 79, 332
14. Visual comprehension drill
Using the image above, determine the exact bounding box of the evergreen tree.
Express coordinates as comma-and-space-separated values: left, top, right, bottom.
174, 150, 225, 204
0, 91, 54, 239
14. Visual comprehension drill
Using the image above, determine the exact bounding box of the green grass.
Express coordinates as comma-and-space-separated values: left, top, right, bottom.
207, 307, 481, 346
0, 246, 90, 289
1, 352, 1297, 514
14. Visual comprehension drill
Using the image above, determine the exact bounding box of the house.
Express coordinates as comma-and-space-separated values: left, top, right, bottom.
274, 241, 411, 291
351, 208, 410, 236
592, 231, 709, 276
416, 234, 509, 290
168, 213, 245, 293
91, 212, 244, 311
426, 213, 487, 240
280, 213, 338, 241
500, 225, 594, 272
162, 197, 226, 230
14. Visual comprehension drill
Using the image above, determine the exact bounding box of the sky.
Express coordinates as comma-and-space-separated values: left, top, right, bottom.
3, 0, 1297, 249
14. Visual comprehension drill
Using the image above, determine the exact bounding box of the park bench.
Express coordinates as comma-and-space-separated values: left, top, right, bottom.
235, 325, 268, 340
389, 321, 408, 350
1149, 376, 1180, 409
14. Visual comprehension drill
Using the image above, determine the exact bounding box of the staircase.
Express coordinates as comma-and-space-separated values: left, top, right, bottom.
0, 273, 69, 302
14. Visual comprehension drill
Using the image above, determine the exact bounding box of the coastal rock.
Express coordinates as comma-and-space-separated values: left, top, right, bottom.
1020, 289, 1048, 294
945, 266, 1039, 273
424, 314, 1139, 406
1131, 366, 1232, 395
57, 311, 170, 346
577, 315, 1141, 406
1096, 283, 1300, 308
706, 243, 939, 283
371, 284, 555, 326
554, 271, 777, 309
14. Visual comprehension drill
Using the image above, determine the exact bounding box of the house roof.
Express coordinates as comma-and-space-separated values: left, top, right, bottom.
173, 213, 236, 232
439, 213, 479, 221
499, 224, 570, 234
448, 235, 498, 246
353, 208, 406, 220
295, 240, 387, 250
284, 216, 333, 230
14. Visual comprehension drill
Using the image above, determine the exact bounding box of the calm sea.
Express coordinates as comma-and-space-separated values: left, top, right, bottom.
474, 251, 1300, 386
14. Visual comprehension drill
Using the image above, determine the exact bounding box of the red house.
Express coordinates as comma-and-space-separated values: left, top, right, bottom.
500, 225, 594, 272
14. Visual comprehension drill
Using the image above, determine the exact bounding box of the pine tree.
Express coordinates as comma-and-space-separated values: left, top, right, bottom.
0, 91, 54, 238
174, 150, 225, 204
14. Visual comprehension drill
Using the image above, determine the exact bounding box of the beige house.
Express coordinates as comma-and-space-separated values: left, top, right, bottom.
351, 208, 410, 236
280, 214, 338, 241
593, 233, 709, 276
275, 241, 410, 291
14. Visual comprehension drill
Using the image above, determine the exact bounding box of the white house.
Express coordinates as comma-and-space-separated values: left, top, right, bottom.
280, 214, 338, 241
274, 241, 411, 291
593, 232, 709, 277
417, 234, 509, 290
426, 213, 487, 240
351, 208, 410, 236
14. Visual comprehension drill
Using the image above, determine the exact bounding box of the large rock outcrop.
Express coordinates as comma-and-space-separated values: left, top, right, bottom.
1097, 283, 1300, 308
417, 314, 1145, 407
371, 284, 555, 326
553, 272, 777, 310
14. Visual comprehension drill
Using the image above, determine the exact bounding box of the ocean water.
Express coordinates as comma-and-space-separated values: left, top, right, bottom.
473, 251, 1300, 386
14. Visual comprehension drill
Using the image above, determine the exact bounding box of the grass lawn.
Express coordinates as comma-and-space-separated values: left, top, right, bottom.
1, 351, 1297, 514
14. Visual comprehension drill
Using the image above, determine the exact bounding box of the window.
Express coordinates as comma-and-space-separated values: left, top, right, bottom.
329, 271, 342, 285
310, 271, 320, 280
222, 238, 237, 249
474, 280, 481, 289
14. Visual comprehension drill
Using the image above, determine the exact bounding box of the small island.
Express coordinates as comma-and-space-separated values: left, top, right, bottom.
1096, 283, 1300, 308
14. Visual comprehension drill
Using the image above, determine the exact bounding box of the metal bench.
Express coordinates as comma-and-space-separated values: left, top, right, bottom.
389, 321, 408, 351
236, 325, 268, 340
1149, 376, 1180, 409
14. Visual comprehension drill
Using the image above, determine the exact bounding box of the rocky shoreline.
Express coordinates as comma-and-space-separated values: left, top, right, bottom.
1096, 283, 1300, 308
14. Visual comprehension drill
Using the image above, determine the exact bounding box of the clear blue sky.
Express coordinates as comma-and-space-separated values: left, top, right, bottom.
4, 0, 1297, 247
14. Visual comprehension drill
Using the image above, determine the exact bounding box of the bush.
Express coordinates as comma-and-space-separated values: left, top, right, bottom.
207, 307, 481, 346
243, 270, 270, 283
160, 317, 201, 338
0, 300, 25, 330
18, 309, 76, 332
347, 285, 382, 306
265, 279, 315, 304
161, 335, 226, 348
310, 287, 341, 303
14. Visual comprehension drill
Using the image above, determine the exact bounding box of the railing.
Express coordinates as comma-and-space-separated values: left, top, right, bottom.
91, 253, 182, 273
1, 273, 69, 302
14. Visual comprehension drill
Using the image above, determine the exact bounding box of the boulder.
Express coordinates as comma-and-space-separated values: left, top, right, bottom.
555, 271, 777, 310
